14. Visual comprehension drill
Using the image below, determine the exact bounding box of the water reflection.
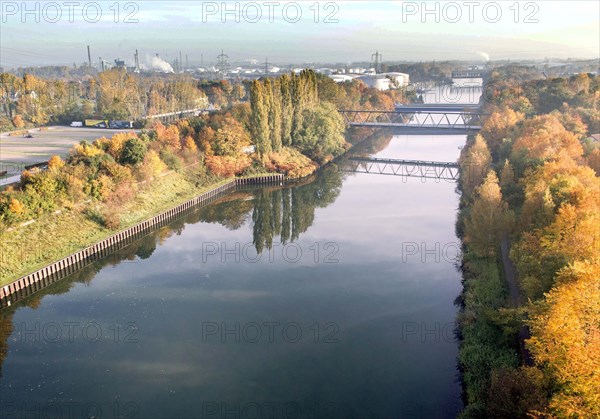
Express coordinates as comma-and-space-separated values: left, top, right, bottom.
0, 129, 392, 377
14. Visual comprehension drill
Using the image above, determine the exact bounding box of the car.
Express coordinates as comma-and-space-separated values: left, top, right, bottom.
23, 133, 34, 138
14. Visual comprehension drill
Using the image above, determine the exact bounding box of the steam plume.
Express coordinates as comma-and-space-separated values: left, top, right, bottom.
475, 51, 490, 61
148, 54, 174, 73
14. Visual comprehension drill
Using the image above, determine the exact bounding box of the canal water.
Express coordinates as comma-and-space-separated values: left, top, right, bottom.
0, 89, 479, 419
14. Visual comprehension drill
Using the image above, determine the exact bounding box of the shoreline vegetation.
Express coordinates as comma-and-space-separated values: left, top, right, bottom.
456, 67, 599, 417
1, 70, 411, 286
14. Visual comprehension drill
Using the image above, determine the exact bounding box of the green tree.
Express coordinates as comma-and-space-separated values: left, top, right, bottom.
250, 80, 271, 157
267, 79, 283, 152
295, 102, 346, 163
280, 74, 294, 147
120, 137, 147, 166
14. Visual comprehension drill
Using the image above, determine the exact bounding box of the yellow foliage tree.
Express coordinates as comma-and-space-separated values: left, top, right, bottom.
183, 136, 198, 153
519, 157, 599, 230
139, 150, 167, 180
588, 148, 600, 176
107, 132, 137, 160
527, 261, 600, 417
73, 142, 103, 158
8, 198, 25, 215
47, 155, 64, 170
205, 154, 251, 177
464, 170, 512, 257
512, 114, 583, 162
514, 157, 600, 299
459, 134, 492, 198
479, 106, 524, 156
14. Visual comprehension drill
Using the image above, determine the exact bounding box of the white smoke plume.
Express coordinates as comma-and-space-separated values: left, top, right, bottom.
475, 51, 490, 61
147, 55, 174, 73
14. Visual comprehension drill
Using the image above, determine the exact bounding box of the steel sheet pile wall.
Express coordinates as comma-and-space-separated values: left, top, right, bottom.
0, 174, 285, 308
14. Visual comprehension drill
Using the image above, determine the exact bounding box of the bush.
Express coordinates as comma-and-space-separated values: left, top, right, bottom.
205, 154, 251, 177
264, 147, 318, 178
159, 149, 183, 171
102, 205, 121, 229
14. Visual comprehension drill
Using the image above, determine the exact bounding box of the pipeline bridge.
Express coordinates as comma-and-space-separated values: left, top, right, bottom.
144, 107, 215, 124
345, 157, 460, 181
339, 106, 488, 132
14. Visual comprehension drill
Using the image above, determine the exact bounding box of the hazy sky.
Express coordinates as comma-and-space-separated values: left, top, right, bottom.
1, 1, 598, 68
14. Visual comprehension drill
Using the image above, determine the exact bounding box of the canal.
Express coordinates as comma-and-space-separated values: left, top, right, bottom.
0, 87, 480, 419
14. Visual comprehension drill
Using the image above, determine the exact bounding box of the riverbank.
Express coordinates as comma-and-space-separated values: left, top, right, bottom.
0, 166, 279, 286
0, 123, 388, 303
0, 173, 284, 306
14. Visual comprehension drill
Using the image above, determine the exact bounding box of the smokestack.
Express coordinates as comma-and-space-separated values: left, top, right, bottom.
99, 57, 104, 71
134, 49, 139, 71
87, 45, 91, 67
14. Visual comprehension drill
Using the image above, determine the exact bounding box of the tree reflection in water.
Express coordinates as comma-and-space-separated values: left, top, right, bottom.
0, 128, 394, 376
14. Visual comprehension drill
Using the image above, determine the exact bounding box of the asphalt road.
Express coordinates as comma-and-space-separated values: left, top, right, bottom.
0, 126, 140, 185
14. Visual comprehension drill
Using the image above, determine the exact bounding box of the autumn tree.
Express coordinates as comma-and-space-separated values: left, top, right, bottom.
212, 118, 251, 157
47, 155, 65, 170
464, 170, 513, 257
11, 114, 25, 128
153, 121, 181, 151
479, 106, 524, 159
587, 148, 600, 175
459, 135, 492, 198
527, 261, 600, 417
511, 114, 583, 163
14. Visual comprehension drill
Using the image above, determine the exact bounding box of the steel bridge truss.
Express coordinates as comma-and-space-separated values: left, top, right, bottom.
339, 110, 488, 130
346, 157, 460, 181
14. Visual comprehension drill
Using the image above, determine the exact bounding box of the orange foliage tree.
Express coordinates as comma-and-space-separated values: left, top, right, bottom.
511, 114, 583, 163
527, 261, 600, 417
153, 121, 181, 151
479, 106, 524, 157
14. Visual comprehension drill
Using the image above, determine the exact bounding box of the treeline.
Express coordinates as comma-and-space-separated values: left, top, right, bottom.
457, 71, 599, 417
1, 67, 415, 133
0, 70, 210, 130
383, 61, 455, 82
0, 82, 344, 231
1, 68, 405, 229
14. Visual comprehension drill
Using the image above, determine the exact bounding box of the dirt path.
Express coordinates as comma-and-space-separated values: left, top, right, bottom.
500, 236, 533, 366
501, 237, 521, 308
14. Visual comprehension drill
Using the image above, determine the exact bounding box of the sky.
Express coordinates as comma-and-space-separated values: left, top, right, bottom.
0, 0, 598, 68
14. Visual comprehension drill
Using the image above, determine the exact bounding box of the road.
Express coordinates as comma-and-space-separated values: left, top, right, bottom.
0, 126, 140, 186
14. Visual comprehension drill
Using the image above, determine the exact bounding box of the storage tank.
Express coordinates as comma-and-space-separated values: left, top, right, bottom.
358, 75, 391, 91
